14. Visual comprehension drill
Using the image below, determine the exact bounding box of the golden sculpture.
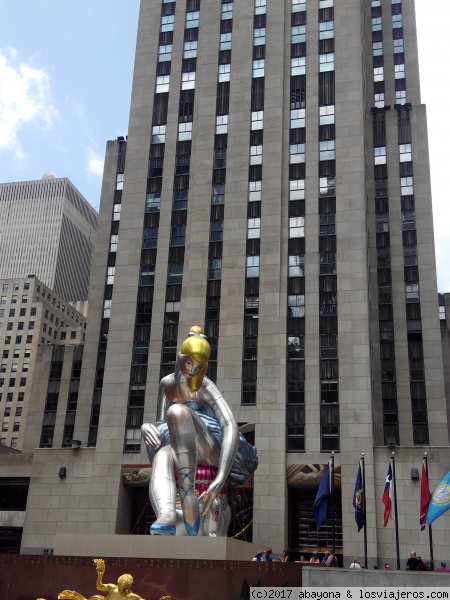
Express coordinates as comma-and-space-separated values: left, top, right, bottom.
37, 559, 170, 600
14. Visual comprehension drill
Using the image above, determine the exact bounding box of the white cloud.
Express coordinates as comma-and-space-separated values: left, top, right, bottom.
87, 147, 104, 177
0, 46, 58, 159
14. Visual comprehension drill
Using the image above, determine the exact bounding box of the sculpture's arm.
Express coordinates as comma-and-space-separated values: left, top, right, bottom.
199, 378, 239, 514
141, 379, 168, 450
94, 570, 108, 592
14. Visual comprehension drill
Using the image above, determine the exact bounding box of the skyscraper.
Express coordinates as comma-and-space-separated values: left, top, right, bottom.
0, 175, 98, 302
12, 0, 450, 563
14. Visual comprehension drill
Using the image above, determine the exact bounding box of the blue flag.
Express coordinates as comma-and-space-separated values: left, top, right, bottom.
427, 470, 450, 526
313, 463, 330, 528
353, 462, 364, 532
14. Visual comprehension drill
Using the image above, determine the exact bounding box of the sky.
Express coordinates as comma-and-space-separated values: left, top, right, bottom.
0, 1, 448, 291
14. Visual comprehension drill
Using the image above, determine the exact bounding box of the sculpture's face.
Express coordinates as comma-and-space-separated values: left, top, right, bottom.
179, 354, 204, 378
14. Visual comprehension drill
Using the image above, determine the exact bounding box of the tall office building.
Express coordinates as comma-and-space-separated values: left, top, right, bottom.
0, 175, 98, 302
11, 0, 450, 563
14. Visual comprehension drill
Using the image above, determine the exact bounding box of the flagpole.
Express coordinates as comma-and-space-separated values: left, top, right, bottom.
391, 452, 400, 570
362, 453, 367, 569
424, 452, 434, 571
331, 451, 335, 558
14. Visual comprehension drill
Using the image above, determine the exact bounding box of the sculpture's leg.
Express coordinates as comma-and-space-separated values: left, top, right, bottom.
149, 445, 177, 535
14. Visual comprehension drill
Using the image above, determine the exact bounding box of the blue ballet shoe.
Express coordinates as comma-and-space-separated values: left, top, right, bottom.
184, 513, 200, 536
150, 521, 176, 536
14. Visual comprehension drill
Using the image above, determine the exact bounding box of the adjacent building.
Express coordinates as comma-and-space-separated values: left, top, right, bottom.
3, 0, 450, 565
0, 174, 98, 302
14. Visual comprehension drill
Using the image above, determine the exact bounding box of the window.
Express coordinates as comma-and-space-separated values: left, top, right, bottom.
143, 228, 158, 249
255, 0, 267, 14
401, 177, 413, 196
140, 265, 155, 286
113, 203, 121, 221
246, 256, 260, 278
170, 226, 186, 247
319, 0, 333, 6
22, 363, 29, 373
320, 176, 335, 197
11, 295, 17, 304
289, 216, 305, 238
156, 75, 170, 93
178, 122, 193, 140
320, 214, 335, 235
103, 299, 112, 318
402, 210, 415, 230
395, 64, 405, 79
208, 258, 222, 280
186, 10, 199, 28
392, 14, 403, 28
151, 125, 166, 144
406, 284, 419, 302
168, 263, 183, 285
393, 39, 404, 53
210, 221, 223, 242
116, 173, 124, 190
252, 59, 264, 78
290, 108, 305, 129
220, 32, 232, 50
222, 3, 233, 19
184, 40, 198, 58
292, 0, 306, 12
145, 194, 161, 216
372, 17, 382, 31
288, 254, 304, 277
319, 53, 334, 72
247, 218, 261, 239
19, 308, 26, 316
320, 140, 335, 161
396, 90, 406, 105
0, 297, 6, 304
9, 379, 15, 387
9, 309, 15, 317
292, 25, 306, 43
251, 111, 263, 130
212, 185, 225, 205
106, 266, 115, 285
181, 72, 196, 90
399, 143, 412, 162
174, 190, 188, 210
319, 21, 334, 40
13, 422, 20, 432
250, 145, 263, 165
216, 115, 228, 134
60, 331, 67, 340
158, 44, 172, 62
288, 294, 305, 318
373, 41, 383, 56
375, 93, 385, 108
175, 155, 190, 175
373, 67, 384, 82
218, 64, 231, 82
290, 144, 305, 163
15, 336, 22, 344
249, 181, 261, 202
161, 14, 174, 31
291, 56, 306, 76
254, 28, 266, 46
290, 179, 305, 200
374, 146, 386, 165
110, 234, 118, 252
320, 252, 336, 275
30, 307, 36, 316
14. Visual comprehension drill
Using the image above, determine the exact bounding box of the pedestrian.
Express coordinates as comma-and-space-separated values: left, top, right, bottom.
310, 551, 321, 563
435, 562, 450, 573
385, 564, 392, 571
252, 551, 264, 562
349, 557, 361, 569
281, 549, 291, 562
406, 551, 420, 571
326, 551, 337, 567
417, 557, 427, 571
322, 551, 330, 564
264, 548, 274, 562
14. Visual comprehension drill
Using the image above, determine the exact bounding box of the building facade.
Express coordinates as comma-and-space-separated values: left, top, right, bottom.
0, 175, 98, 302
8, 0, 450, 564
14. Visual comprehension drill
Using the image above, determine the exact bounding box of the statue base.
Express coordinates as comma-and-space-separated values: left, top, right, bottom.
54, 533, 264, 561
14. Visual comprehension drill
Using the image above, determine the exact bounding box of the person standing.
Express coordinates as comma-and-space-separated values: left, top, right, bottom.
264, 548, 274, 562
310, 552, 321, 563
326, 551, 337, 567
349, 557, 361, 569
406, 551, 420, 571
435, 562, 450, 573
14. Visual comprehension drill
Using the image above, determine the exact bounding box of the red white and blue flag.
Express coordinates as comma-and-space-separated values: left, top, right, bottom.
382, 462, 393, 527
420, 462, 431, 531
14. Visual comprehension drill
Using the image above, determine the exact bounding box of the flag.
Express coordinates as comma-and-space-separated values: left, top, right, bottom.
420, 462, 431, 530
427, 470, 450, 526
382, 462, 393, 527
313, 462, 330, 528
353, 462, 364, 532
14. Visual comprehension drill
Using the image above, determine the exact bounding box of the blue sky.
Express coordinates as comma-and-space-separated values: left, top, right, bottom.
0, 1, 448, 291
